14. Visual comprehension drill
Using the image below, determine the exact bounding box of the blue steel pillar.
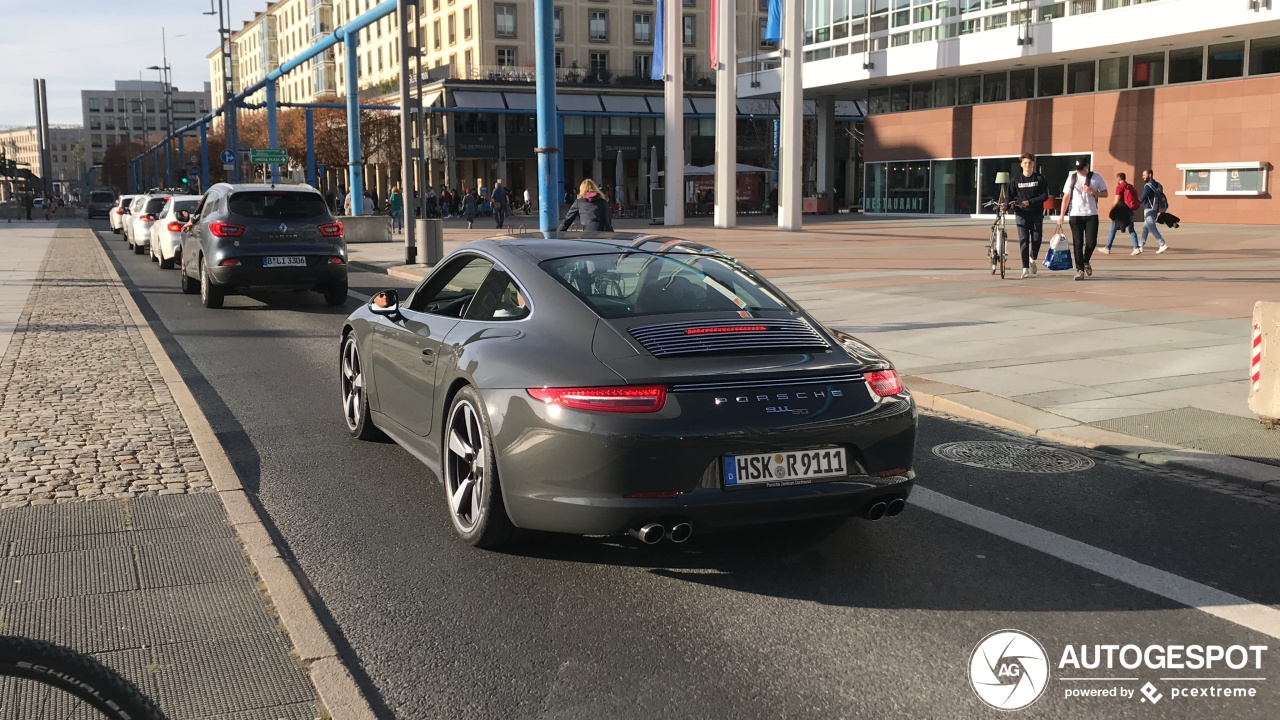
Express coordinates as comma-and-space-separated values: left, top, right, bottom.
534, 0, 559, 231
200, 123, 209, 189
556, 114, 565, 211
266, 81, 280, 184
305, 108, 316, 188
343, 31, 364, 216
163, 141, 171, 187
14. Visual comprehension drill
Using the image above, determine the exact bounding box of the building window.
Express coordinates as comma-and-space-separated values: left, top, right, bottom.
1098, 57, 1128, 91
495, 5, 516, 38
1249, 36, 1280, 76
554, 50, 564, 68
933, 78, 957, 108
957, 76, 980, 105
634, 13, 652, 44
1066, 61, 1095, 94
683, 54, 696, 78
88, 98, 100, 111
634, 53, 652, 78
590, 51, 609, 71
759, 19, 775, 48
1037, 65, 1064, 97
1168, 47, 1203, 84
590, 10, 608, 41
1008, 69, 1035, 100
1208, 41, 1245, 80
683, 16, 695, 46
1132, 52, 1165, 86
89, 117, 101, 130
910, 82, 932, 110
982, 72, 1007, 102
554, 7, 564, 40
463, 8, 472, 39
448, 14, 456, 45
434, 20, 442, 49
497, 47, 517, 67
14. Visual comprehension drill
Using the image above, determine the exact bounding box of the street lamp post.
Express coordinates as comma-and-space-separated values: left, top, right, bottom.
206, 0, 237, 182
149, 29, 175, 188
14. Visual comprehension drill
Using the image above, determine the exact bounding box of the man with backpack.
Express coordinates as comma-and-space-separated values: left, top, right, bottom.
1101, 172, 1141, 255
1138, 169, 1169, 254
1056, 157, 1108, 281
1002, 153, 1050, 279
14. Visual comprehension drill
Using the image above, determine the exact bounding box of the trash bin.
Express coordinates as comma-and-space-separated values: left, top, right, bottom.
416, 218, 444, 265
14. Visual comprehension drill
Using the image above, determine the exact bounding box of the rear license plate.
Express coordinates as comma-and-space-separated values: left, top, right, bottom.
263, 256, 307, 267
723, 448, 848, 489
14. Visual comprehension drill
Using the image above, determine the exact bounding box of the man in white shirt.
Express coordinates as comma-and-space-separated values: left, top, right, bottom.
1056, 157, 1109, 281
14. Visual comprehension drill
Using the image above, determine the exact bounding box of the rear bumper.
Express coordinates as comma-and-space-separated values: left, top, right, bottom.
484, 388, 918, 535
207, 261, 347, 290
154, 231, 181, 260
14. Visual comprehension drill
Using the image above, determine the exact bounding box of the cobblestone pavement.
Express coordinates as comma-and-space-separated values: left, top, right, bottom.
0, 228, 210, 507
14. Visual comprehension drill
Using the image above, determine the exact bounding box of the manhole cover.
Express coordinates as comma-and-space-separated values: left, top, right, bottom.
932, 441, 1095, 473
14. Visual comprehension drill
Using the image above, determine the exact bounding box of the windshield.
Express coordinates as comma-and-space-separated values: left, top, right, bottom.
539, 251, 794, 319
228, 191, 329, 220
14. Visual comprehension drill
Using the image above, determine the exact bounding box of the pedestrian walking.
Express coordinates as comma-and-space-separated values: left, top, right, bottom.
1056, 157, 1108, 281
1001, 153, 1049, 279
388, 186, 404, 233
22, 191, 33, 221
491, 180, 510, 229
1101, 172, 1141, 255
461, 188, 479, 229
523, 187, 532, 214
1137, 169, 1169, 254
425, 187, 438, 218
558, 179, 614, 232
441, 187, 454, 218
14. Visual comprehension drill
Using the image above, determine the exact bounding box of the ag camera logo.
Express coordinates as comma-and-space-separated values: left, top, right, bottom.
969, 630, 1050, 710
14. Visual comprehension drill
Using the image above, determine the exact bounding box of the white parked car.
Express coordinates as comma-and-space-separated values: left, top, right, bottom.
150, 195, 201, 269
126, 194, 170, 255
110, 195, 137, 234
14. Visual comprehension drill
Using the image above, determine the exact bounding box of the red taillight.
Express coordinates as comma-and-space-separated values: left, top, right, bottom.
865, 370, 903, 397
877, 468, 909, 478
167, 222, 184, 232
208, 222, 245, 237
140, 214, 155, 222
318, 222, 343, 237
684, 325, 768, 336
527, 385, 667, 413
114, 208, 123, 214
218, 258, 241, 267
328, 256, 346, 264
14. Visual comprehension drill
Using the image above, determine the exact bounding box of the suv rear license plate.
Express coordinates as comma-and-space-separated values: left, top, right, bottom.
723, 448, 847, 489
264, 256, 307, 267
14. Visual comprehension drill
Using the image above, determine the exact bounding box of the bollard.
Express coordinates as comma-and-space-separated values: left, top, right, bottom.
416, 218, 444, 266
1247, 301, 1280, 425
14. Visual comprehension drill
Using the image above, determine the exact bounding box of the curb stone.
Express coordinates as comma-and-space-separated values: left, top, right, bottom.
91, 226, 379, 720
905, 375, 1278, 492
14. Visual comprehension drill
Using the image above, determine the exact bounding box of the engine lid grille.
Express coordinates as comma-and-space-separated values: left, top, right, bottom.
628, 318, 830, 358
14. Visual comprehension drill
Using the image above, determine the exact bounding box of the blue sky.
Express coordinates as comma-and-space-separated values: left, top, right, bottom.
0, 0, 231, 127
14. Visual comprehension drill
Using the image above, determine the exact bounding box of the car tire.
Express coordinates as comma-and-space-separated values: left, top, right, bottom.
159, 255, 174, 270
199, 263, 223, 309
443, 386, 520, 548
339, 334, 385, 441
322, 284, 349, 307
179, 263, 198, 294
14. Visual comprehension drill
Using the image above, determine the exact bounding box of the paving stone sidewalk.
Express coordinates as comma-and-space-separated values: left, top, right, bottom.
0, 226, 322, 719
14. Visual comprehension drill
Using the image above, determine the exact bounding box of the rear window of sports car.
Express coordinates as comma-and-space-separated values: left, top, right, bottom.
227, 191, 329, 220
540, 252, 793, 319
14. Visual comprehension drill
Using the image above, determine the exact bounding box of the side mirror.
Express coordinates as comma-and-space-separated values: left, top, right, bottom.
370, 289, 400, 317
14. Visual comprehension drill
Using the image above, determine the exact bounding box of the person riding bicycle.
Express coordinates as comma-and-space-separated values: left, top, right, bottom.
1002, 153, 1050, 279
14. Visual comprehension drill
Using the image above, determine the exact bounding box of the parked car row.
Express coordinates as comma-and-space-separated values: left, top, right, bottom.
109, 184, 349, 309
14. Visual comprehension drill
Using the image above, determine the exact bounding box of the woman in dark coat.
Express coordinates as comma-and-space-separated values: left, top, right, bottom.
559, 179, 614, 232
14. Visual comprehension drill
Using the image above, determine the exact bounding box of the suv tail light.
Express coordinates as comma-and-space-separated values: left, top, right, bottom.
140, 214, 155, 222
318, 222, 343, 238
167, 222, 184, 232
113, 208, 123, 214
527, 385, 667, 413
208, 222, 245, 237
218, 258, 241, 267
865, 370, 904, 397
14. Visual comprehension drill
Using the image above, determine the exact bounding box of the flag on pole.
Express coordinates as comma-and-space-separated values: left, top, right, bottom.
764, 0, 782, 43
651, 0, 666, 81
710, 0, 718, 70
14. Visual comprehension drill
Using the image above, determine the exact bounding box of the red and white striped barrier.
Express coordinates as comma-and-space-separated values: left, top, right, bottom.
1253, 322, 1263, 393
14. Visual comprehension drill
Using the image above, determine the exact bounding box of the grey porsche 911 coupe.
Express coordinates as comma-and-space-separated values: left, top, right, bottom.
340, 233, 917, 547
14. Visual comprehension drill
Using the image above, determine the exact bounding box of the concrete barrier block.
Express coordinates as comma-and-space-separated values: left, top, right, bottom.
339, 215, 392, 243
1248, 301, 1280, 423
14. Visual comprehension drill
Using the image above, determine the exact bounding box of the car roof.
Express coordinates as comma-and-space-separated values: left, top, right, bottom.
471, 232, 728, 262
209, 183, 321, 194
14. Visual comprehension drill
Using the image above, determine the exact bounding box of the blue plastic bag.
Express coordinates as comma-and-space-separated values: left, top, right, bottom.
1043, 233, 1073, 271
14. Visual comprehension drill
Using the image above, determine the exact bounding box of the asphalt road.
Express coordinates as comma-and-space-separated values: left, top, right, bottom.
93, 221, 1280, 719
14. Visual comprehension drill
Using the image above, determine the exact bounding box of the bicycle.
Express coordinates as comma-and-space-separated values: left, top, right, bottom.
0, 635, 168, 719
983, 200, 1009, 279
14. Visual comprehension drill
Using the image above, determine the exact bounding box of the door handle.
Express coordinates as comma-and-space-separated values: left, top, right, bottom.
421, 348, 434, 363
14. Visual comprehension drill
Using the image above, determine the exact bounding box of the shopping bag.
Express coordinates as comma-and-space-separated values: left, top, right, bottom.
1043, 232, 1073, 271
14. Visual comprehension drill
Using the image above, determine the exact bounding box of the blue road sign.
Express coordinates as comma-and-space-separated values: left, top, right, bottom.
220, 150, 235, 164
191, 166, 201, 179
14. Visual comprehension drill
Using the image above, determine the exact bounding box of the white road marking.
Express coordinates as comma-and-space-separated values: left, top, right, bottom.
911, 487, 1280, 641
348, 289, 370, 302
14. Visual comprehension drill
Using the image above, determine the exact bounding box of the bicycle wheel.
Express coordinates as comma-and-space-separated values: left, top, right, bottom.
989, 227, 1000, 275
0, 636, 168, 720
998, 228, 1008, 279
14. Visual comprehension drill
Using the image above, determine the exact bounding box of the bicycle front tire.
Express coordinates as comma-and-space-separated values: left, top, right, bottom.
0, 635, 167, 720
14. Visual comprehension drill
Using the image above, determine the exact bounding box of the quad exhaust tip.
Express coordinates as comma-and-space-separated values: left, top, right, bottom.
866, 502, 888, 521
886, 498, 906, 517
666, 522, 693, 544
